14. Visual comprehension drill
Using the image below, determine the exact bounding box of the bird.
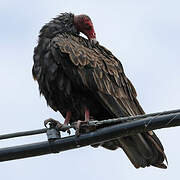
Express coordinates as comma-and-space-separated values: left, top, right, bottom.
32, 12, 167, 169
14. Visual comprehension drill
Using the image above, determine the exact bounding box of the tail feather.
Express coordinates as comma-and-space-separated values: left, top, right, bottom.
119, 136, 149, 168
99, 131, 167, 169
146, 132, 168, 166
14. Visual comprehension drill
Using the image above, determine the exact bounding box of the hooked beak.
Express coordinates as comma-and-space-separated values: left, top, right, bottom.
90, 38, 98, 44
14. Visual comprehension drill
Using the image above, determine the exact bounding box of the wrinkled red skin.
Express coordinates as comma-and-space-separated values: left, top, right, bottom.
74, 14, 96, 40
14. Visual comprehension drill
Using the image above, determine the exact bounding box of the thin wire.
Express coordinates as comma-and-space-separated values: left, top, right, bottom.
0, 128, 47, 140
92, 108, 180, 126
0, 108, 180, 140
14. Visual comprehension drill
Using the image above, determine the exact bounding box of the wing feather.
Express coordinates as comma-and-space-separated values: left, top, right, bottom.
51, 34, 144, 116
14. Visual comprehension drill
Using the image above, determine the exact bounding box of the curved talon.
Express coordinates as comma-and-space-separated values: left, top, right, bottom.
44, 118, 71, 135
44, 118, 63, 129
44, 118, 56, 128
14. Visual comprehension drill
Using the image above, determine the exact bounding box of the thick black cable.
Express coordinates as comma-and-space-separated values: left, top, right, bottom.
0, 110, 179, 162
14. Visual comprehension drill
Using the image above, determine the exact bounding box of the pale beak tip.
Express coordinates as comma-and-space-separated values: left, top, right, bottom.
90, 38, 98, 45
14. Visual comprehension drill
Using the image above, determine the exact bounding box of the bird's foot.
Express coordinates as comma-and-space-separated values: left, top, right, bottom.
75, 120, 87, 136
44, 118, 71, 135
75, 118, 96, 136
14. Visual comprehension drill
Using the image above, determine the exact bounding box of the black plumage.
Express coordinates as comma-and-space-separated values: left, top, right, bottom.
32, 12, 167, 169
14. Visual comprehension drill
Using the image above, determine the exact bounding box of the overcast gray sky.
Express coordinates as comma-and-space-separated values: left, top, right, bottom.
0, 0, 180, 179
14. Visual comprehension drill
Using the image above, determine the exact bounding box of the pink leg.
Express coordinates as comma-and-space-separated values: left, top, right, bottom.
63, 111, 71, 134
64, 111, 71, 125
85, 107, 90, 122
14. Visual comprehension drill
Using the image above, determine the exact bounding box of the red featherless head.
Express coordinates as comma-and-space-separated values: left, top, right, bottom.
74, 14, 96, 40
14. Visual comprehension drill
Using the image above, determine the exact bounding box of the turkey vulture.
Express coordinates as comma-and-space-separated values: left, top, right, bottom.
32, 12, 167, 169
